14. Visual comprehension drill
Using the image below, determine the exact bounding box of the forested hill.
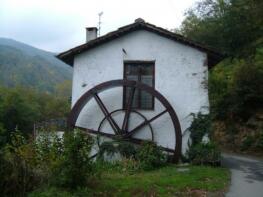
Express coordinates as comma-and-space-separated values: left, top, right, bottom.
0, 38, 72, 93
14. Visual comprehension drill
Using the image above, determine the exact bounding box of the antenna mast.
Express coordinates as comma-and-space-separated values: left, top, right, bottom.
98, 12, 103, 36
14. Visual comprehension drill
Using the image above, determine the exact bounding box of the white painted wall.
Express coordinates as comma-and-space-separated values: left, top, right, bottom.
72, 30, 209, 154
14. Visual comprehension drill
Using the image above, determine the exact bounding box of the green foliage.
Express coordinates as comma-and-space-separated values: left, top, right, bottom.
136, 141, 167, 170
0, 130, 43, 196
34, 131, 64, 181
98, 139, 167, 171
29, 165, 230, 196
178, 0, 263, 152
0, 123, 7, 148
0, 86, 70, 137
55, 80, 72, 98
209, 52, 263, 121
0, 129, 94, 196
186, 113, 221, 165
98, 140, 137, 160
0, 87, 41, 134
54, 165, 229, 196
35, 130, 95, 189
187, 142, 221, 166
28, 187, 91, 197
114, 158, 141, 174
180, 0, 263, 56
53, 130, 94, 189
188, 113, 211, 145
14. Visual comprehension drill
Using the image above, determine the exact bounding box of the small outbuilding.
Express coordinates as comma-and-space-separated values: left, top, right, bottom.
57, 18, 222, 162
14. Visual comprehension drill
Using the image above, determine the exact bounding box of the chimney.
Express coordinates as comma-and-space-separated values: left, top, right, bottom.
86, 27, 98, 43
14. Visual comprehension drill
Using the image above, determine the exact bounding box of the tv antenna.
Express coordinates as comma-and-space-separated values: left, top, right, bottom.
98, 11, 103, 36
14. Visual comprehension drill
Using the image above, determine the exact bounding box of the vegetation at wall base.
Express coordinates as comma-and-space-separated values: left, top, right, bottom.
0, 128, 230, 196
185, 113, 221, 166
97, 139, 167, 172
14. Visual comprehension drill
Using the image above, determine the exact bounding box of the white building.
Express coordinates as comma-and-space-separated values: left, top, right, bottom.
57, 18, 222, 161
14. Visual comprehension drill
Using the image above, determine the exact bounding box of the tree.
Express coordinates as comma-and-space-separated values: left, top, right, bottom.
180, 0, 263, 56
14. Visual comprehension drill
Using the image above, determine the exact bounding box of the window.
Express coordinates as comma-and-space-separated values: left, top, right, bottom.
123, 61, 155, 110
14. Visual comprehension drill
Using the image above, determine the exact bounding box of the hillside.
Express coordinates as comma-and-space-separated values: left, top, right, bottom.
0, 38, 72, 93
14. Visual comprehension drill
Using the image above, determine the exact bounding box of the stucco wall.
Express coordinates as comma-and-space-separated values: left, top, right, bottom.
72, 30, 209, 154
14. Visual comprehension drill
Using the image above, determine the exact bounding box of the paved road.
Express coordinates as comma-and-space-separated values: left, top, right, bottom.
221, 153, 263, 197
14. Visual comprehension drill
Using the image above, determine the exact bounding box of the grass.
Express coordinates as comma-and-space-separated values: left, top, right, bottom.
29, 164, 230, 197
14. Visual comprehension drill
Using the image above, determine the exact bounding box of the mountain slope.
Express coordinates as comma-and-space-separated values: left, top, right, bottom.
0, 38, 72, 93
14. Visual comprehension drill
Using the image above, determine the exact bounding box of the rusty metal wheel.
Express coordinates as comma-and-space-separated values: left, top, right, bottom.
68, 79, 182, 162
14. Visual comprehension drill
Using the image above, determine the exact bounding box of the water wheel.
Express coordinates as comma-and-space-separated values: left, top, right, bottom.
68, 79, 182, 162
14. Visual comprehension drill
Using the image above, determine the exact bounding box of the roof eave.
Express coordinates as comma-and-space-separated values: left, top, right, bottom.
56, 21, 225, 68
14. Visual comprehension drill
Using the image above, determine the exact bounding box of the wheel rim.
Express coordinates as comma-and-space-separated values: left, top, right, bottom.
68, 79, 182, 162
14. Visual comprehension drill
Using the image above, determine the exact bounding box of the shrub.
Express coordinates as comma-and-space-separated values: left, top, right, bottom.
52, 130, 94, 189
186, 112, 221, 166
98, 139, 167, 171
136, 141, 167, 170
0, 129, 95, 195
188, 113, 211, 145
98, 140, 137, 161
187, 142, 221, 166
34, 131, 64, 182
34, 130, 95, 190
0, 130, 42, 196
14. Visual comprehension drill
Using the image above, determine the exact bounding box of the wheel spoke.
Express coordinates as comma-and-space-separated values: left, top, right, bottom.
122, 87, 136, 133
125, 109, 168, 138
82, 127, 117, 138
93, 93, 121, 134
76, 126, 175, 153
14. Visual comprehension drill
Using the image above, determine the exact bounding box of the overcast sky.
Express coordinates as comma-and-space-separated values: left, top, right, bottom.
0, 0, 198, 52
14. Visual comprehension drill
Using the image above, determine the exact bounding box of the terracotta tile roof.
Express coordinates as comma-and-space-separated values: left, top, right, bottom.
57, 18, 224, 68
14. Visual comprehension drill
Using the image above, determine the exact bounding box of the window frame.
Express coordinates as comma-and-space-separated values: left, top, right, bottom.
123, 60, 155, 110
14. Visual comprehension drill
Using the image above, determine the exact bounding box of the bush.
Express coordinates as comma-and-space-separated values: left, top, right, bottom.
186, 112, 221, 166
187, 142, 221, 166
0, 130, 43, 196
188, 113, 211, 145
0, 129, 95, 195
52, 130, 94, 189
136, 141, 167, 170
98, 139, 167, 171
34, 131, 64, 182
98, 140, 137, 160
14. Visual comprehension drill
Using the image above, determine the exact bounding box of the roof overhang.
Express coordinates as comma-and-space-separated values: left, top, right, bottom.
57, 20, 225, 69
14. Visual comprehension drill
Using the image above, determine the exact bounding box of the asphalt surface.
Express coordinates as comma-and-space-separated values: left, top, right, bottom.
221, 153, 263, 197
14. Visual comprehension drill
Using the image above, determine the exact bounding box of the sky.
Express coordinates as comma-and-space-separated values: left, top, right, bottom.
0, 0, 198, 52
